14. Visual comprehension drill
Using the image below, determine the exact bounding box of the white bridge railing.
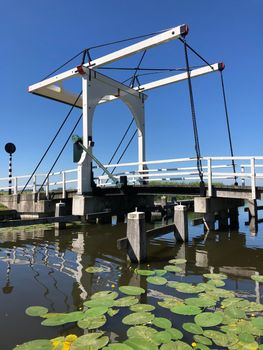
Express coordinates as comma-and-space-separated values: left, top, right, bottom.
1, 156, 263, 199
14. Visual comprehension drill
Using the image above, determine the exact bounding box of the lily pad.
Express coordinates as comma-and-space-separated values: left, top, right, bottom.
135, 269, 155, 276
130, 304, 155, 312
168, 258, 187, 265
153, 331, 172, 344
13, 339, 52, 350
251, 274, 263, 282
195, 312, 223, 327
127, 325, 157, 339
25, 306, 48, 317
207, 279, 225, 287
166, 328, 183, 340
71, 333, 109, 350
251, 317, 263, 329
152, 317, 172, 329
146, 276, 167, 285
154, 269, 167, 276
108, 308, 119, 317
182, 322, 203, 334
114, 296, 139, 307
84, 306, 109, 317
122, 312, 155, 325
158, 298, 182, 309
160, 340, 192, 349
85, 266, 105, 273
125, 337, 158, 350
175, 283, 206, 294
77, 315, 107, 330
119, 286, 145, 296
91, 291, 118, 300
84, 298, 114, 308
185, 296, 216, 308
41, 311, 84, 326
203, 329, 238, 347
193, 335, 212, 346
103, 344, 133, 350
171, 304, 202, 315
163, 265, 182, 273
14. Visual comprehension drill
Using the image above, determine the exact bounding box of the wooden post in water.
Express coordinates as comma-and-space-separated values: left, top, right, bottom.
174, 205, 188, 242
55, 202, 66, 230
126, 211, 147, 263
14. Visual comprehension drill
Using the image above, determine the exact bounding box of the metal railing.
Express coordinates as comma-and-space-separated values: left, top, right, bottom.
1, 156, 263, 199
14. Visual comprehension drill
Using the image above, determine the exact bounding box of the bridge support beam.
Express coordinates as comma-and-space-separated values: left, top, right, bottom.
77, 69, 146, 194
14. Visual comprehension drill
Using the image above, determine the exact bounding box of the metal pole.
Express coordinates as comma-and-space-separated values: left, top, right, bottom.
8, 153, 12, 195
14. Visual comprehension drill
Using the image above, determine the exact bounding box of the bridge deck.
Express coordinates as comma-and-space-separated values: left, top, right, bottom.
49, 184, 263, 201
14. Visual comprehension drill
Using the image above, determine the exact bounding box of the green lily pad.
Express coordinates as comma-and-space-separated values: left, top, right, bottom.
185, 296, 216, 308
163, 265, 182, 273
91, 291, 118, 300
71, 333, 109, 350
207, 279, 225, 287
84, 298, 114, 308
84, 306, 109, 317
41, 311, 84, 326
107, 308, 119, 317
203, 273, 227, 280
166, 328, 183, 340
246, 302, 263, 312
13, 339, 52, 350
203, 329, 238, 347
25, 306, 48, 317
127, 325, 157, 339
77, 315, 107, 330
158, 298, 182, 309
182, 322, 203, 334
125, 337, 158, 350
221, 297, 243, 308
103, 344, 133, 350
171, 304, 202, 315
195, 311, 223, 327
168, 258, 187, 265
114, 296, 139, 307
194, 344, 210, 350
160, 340, 192, 349
135, 269, 155, 276
224, 306, 246, 319
152, 317, 172, 329
174, 283, 206, 294
154, 269, 167, 276
130, 304, 155, 312
153, 330, 172, 344
119, 286, 145, 296
103, 344, 133, 349
238, 333, 255, 344
85, 266, 105, 273
122, 312, 154, 325
193, 335, 212, 346
251, 316, 263, 329
251, 274, 263, 282
146, 276, 167, 285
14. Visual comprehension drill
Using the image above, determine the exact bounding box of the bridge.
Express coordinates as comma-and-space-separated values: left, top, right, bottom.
0, 24, 262, 231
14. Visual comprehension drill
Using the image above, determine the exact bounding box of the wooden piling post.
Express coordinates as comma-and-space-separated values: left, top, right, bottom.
55, 202, 66, 230
174, 205, 188, 242
218, 209, 229, 230
127, 211, 147, 263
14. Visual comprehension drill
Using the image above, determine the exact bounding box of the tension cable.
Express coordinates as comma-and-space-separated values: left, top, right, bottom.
182, 36, 204, 185
219, 69, 237, 184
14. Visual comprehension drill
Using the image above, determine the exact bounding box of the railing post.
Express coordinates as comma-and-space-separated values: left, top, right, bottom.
45, 176, 49, 198
207, 158, 212, 197
250, 158, 256, 200
241, 166, 245, 187
62, 171, 66, 198
33, 174, 37, 194
14, 177, 17, 195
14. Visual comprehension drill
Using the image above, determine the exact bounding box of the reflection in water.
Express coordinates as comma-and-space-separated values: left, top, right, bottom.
0, 212, 263, 349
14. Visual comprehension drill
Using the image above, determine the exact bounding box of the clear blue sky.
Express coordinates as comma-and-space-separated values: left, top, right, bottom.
0, 0, 262, 178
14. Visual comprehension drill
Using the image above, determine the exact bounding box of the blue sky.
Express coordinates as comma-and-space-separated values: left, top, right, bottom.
0, 0, 262, 179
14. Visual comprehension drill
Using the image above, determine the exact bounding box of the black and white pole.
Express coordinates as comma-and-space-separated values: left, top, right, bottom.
4, 143, 16, 195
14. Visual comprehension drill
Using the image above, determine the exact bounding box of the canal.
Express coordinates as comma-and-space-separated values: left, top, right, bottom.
1, 207, 263, 349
